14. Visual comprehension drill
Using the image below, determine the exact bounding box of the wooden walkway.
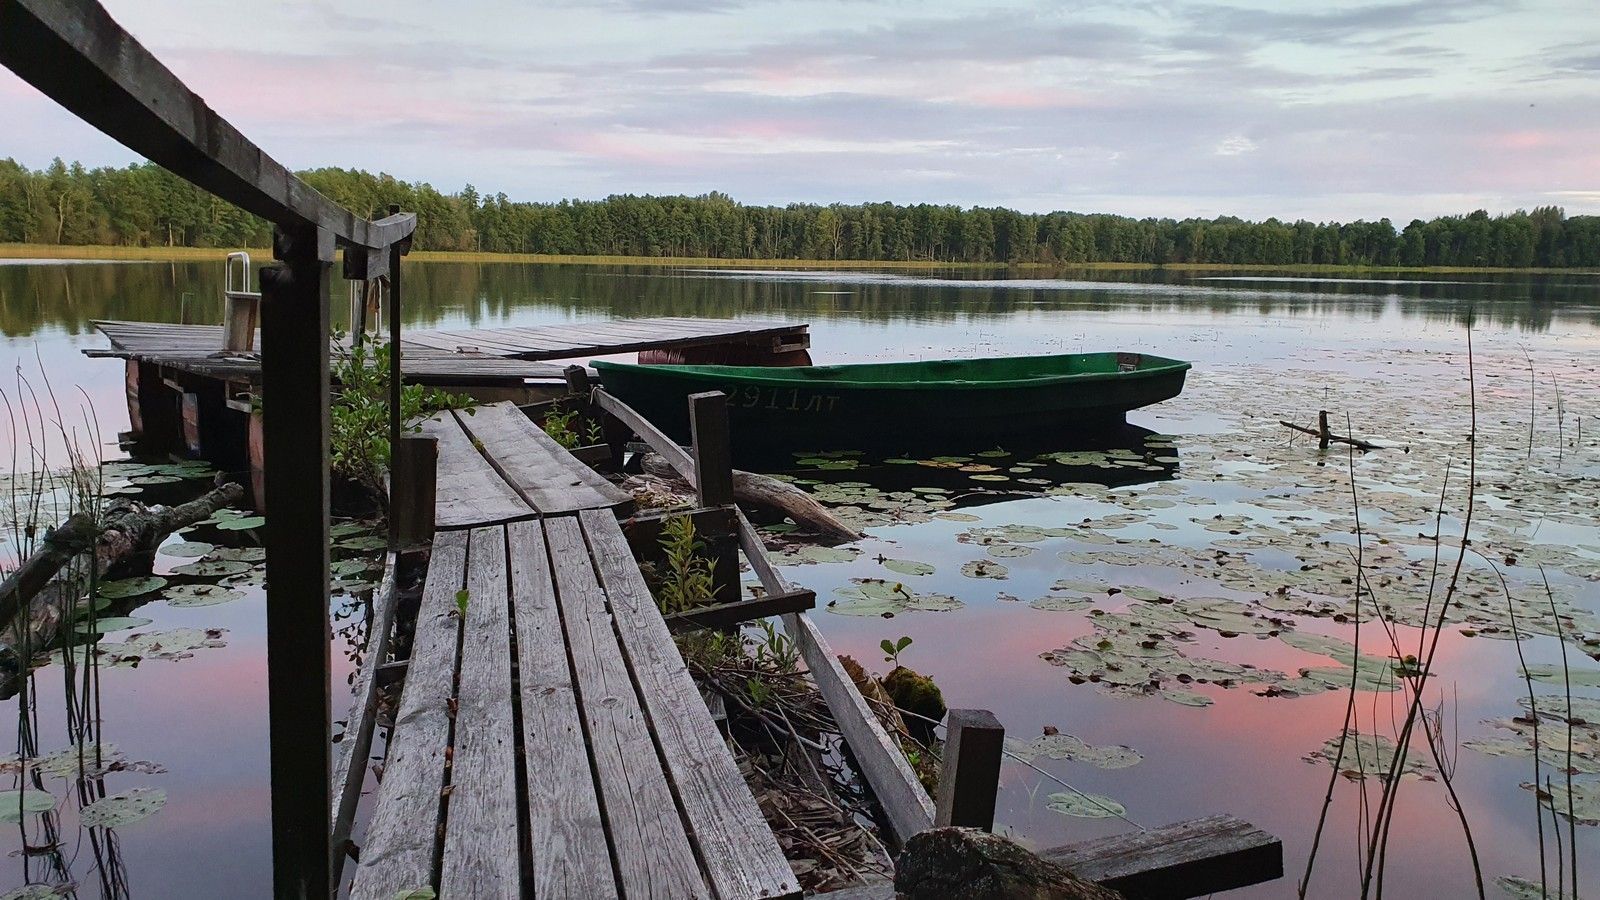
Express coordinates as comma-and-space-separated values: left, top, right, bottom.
424, 402, 632, 526
350, 511, 798, 900
88, 316, 808, 387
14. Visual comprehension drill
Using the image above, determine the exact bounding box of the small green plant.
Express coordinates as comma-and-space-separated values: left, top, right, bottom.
541, 407, 582, 449
881, 635, 913, 667
754, 619, 798, 673
655, 515, 718, 614
745, 676, 773, 708
454, 589, 470, 618
328, 331, 473, 502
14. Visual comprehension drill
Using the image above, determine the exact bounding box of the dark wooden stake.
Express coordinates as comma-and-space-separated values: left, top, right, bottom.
387, 206, 404, 548
1317, 410, 1331, 449
688, 391, 733, 508
391, 435, 438, 548
260, 223, 334, 898
935, 708, 1004, 830
564, 363, 592, 396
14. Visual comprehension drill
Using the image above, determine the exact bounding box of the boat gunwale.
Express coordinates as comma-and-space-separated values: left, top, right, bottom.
591, 353, 1192, 392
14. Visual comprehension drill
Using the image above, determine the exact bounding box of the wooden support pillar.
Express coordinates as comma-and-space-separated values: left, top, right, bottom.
688, 391, 733, 508
386, 206, 405, 549
260, 222, 334, 899
391, 435, 437, 548
1317, 410, 1330, 450
935, 708, 1004, 831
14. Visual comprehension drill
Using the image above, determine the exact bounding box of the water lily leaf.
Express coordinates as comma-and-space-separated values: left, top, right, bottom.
74, 616, 152, 635
1006, 733, 1141, 769
98, 577, 167, 599
0, 790, 54, 823
1306, 732, 1437, 782
160, 541, 213, 558
0, 882, 72, 899
329, 522, 371, 537
1496, 876, 1580, 900
1525, 664, 1600, 688
960, 560, 1009, 580
934, 512, 982, 522
215, 515, 265, 531
1029, 595, 1096, 612
986, 544, 1033, 559
172, 560, 251, 578
80, 788, 165, 828
164, 584, 245, 607
773, 546, 861, 566
1045, 791, 1126, 819
332, 559, 376, 578
337, 536, 388, 551
206, 546, 266, 563
882, 559, 935, 576
828, 579, 963, 616
1523, 780, 1600, 825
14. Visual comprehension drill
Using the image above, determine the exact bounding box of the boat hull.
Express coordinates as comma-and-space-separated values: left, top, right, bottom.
593, 352, 1190, 458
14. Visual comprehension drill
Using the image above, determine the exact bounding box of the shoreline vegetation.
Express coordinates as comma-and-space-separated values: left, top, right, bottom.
2, 243, 1596, 276
4, 159, 1599, 270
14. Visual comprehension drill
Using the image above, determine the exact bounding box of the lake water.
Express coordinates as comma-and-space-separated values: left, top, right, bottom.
0, 259, 1596, 897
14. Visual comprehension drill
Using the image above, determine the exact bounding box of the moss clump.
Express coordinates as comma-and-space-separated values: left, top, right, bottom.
884, 665, 946, 746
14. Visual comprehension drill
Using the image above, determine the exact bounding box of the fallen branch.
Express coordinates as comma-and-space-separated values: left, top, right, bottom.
1279, 410, 1385, 452
0, 481, 246, 630
639, 452, 861, 543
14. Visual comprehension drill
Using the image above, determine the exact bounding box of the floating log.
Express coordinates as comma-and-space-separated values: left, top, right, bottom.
0, 480, 245, 630
1279, 410, 1383, 451
639, 452, 860, 543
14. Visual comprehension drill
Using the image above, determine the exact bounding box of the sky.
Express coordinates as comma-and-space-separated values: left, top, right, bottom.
4, 0, 1599, 222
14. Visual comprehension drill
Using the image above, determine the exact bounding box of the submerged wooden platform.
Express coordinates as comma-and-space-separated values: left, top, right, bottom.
350, 511, 798, 900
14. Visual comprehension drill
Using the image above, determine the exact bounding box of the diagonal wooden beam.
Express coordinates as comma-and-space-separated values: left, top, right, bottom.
0, 0, 415, 253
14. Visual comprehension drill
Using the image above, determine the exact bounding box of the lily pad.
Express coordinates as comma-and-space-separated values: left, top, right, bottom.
74, 616, 153, 635
828, 579, 963, 616
160, 541, 213, 558
1045, 791, 1126, 819
97, 577, 167, 599
986, 544, 1034, 559
215, 515, 265, 531
960, 560, 1009, 580
1305, 732, 1437, 782
206, 546, 266, 563
882, 559, 935, 577
80, 788, 166, 828
164, 584, 245, 607
1006, 733, 1142, 769
172, 560, 252, 578
0, 791, 55, 823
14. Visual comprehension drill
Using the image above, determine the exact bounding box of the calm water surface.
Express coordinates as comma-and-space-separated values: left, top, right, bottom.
0, 260, 1595, 897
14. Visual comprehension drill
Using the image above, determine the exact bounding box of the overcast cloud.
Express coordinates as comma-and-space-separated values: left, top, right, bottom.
3, 0, 1596, 220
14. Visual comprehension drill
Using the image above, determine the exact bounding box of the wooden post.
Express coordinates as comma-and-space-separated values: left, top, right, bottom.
688, 391, 733, 508
564, 363, 591, 396
935, 708, 1004, 831
391, 435, 437, 548
260, 222, 334, 898
387, 206, 404, 548
223, 291, 260, 351
1317, 410, 1330, 449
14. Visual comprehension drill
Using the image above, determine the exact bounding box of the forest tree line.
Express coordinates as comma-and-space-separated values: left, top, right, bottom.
4, 158, 1598, 268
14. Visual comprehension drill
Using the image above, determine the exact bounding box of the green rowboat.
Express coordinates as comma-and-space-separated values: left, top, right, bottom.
591, 351, 1190, 456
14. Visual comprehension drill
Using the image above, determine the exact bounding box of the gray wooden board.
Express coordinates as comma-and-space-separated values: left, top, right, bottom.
506, 520, 619, 898
422, 413, 535, 529
543, 515, 708, 898
438, 527, 521, 896
594, 389, 696, 480
582, 509, 799, 899
453, 402, 631, 515
1045, 814, 1283, 899
349, 531, 468, 899
331, 551, 400, 884
781, 610, 936, 845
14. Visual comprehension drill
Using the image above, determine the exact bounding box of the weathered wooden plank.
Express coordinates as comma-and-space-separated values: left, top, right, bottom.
421, 413, 534, 530
1045, 814, 1284, 899
506, 520, 618, 898
452, 403, 632, 515
688, 391, 734, 508
581, 509, 799, 900
543, 515, 707, 898
330, 551, 399, 887
780, 610, 936, 844
349, 530, 468, 900
663, 589, 817, 633
594, 388, 696, 480
439, 527, 520, 897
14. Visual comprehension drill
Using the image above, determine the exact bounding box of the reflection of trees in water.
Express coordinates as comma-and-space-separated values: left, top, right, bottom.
0, 262, 1592, 339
